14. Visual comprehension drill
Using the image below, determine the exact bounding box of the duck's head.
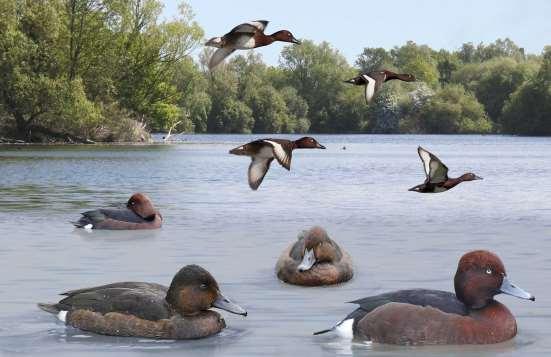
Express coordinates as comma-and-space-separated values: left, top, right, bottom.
294, 137, 326, 149
454, 250, 534, 309
166, 265, 247, 317
271, 30, 300, 44
127, 193, 158, 220
297, 227, 341, 272
460, 172, 483, 181
344, 75, 366, 86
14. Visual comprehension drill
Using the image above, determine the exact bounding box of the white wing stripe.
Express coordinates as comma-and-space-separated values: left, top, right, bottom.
418, 148, 431, 176
264, 140, 290, 167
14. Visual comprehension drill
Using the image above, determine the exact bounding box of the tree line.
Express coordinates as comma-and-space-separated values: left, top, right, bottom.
1, 0, 550, 142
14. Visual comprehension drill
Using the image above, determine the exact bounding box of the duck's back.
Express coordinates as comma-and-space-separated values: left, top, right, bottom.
54, 282, 171, 321
346, 289, 468, 323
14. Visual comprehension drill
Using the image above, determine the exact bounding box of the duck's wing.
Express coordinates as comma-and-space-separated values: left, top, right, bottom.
248, 157, 274, 190
417, 146, 449, 184
51, 282, 171, 321
262, 139, 293, 170
229, 20, 269, 34
208, 47, 236, 70
362, 74, 377, 105
348, 289, 467, 319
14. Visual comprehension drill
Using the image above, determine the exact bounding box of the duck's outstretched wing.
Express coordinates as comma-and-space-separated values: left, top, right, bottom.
248, 157, 274, 190
209, 47, 236, 70
230, 20, 269, 34
263, 140, 292, 170
417, 146, 449, 183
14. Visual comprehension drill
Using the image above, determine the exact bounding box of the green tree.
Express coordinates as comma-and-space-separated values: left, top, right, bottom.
501, 47, 551, 135
417, 84, 492, 134
356, 47, 393, 73
391, 41, 439, 86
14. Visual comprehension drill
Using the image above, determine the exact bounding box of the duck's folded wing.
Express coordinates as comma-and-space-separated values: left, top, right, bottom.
417, 147, 449, 183
209, 47, 236, 70
248, 157, 273, 190
230, 20, 269, 34
348, 289, 467, 318
263, 140, 292, 170
57, 283, 170, 321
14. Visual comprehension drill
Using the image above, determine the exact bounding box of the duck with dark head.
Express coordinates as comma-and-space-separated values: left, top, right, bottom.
229, 137, 326, 190
38, 265, 247, 339
276, 227, 353, 286
345, 69, 416, 104
314, 250, 534, 344
205, 20, 300, 70
409, 146, 482, 193
72, 192, 163, 230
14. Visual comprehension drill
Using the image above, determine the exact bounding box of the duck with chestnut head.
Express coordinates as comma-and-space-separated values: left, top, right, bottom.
229, 137, 326, 190
344, 69, 415, 104
72, 192, 163, 230
276, 227, 353, 286
408, 146, 483, 193
314, 250, 534, 344
38, 265, 247, 339
205, 20, 300, 70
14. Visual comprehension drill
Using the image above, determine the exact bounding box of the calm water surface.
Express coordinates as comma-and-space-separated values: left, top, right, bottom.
0, 134, 550, 357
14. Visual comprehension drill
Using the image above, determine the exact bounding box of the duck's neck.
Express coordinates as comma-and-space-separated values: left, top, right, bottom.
444, 176, 464, 189
255, 33, 275, 47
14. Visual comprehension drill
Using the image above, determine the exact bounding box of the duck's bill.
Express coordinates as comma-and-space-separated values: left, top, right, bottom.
297, 248, 316, 272
500, 276, 535, 301
343, 78, 356, 84
291, 38, 301, 44
474, 175, 483, 180
317, 143, 326, 149
213, 293, 248, 316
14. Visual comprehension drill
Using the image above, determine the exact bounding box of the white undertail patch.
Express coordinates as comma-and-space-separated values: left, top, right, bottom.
57, 310, 68, 323
335, 319, 354, 339
84, 224, 93, 230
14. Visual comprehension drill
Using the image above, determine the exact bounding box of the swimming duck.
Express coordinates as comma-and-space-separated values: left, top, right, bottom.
38, 264, 247, 339
229, 137, 326, 190
205, 20, 300, 70
72, 193, 162, 230
314, 250, 534, 344
344, 70, 415, 104
409, 147, 482, 193
276, 226, 353, 286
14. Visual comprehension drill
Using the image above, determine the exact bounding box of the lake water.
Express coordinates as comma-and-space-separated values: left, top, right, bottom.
0, 134, 550, 357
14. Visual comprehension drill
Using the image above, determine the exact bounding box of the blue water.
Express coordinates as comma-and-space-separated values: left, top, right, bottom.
0, 134, 550, 356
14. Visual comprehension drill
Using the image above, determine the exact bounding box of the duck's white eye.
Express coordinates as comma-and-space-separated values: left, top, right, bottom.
486, 268, 492, 275
200, 283, 208, 290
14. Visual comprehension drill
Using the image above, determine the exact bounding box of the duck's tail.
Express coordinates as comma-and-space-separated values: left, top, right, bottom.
38, 303, 59, 314
205, 37, 224, 48
313, 327, 334, 335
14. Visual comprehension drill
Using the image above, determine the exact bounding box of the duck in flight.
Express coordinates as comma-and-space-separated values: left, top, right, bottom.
229, 137, 325, 190
409, 146, 482, 193
205, 20, 300, 70
344, 70, 415, 104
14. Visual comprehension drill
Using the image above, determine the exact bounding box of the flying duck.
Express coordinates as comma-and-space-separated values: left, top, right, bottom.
205, 20, 300, 70
409, 146, 482, 193
229, 137, 325, 190
38, 265, 247, 339
344, 70, 415, 104
276, 226, 353, 286
72, 193, 162, 230
313, 250, 534, 344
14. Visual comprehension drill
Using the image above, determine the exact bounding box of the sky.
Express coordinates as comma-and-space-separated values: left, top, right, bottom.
162, 0, 551, 66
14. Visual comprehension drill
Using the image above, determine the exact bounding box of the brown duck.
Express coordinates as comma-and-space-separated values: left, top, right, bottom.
229, 137, 325, 190
344, 69, 415, 104
72, 193, 162, 230
38, 265, 247, 339
409, 146, 482, 193
276, 227, 353, 286
205, 20, 300, 70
